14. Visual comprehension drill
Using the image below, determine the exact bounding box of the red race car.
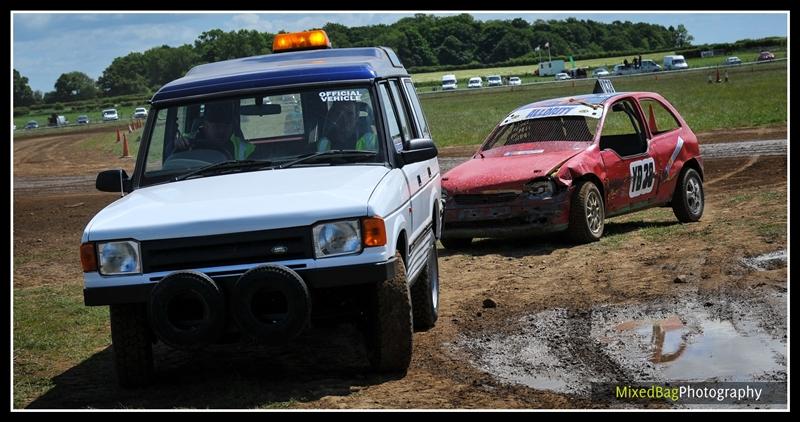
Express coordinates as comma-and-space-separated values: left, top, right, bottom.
440, 89, 704, 249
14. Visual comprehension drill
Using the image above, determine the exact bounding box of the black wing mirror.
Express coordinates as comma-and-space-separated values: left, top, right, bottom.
96, 169, 132, 195
400, 138, 438, 165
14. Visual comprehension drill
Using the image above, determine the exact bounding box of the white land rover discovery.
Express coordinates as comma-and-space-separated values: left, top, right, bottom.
81, 31, 442, 387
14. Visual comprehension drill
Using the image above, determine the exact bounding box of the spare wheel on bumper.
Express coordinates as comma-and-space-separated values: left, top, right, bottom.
230, 264, 311, 343
148, 271, 227, 350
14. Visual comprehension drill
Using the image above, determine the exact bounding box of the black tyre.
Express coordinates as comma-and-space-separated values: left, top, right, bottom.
366, 252, 413, 373
110, 303, 154, 388
411, 240, 439, 331
440, 237, 472, 250
231, 264, 310, 344
672, 167, 704, 223
568, 180, 605, 243
148, 271, 226, 350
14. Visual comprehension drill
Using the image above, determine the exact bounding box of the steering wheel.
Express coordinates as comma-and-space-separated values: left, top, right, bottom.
189, 138, 233, 160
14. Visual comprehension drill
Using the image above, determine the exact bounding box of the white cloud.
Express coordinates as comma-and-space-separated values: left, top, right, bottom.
14, 13, 54, 29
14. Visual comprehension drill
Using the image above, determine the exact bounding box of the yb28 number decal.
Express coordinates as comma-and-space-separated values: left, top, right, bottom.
629, 157, 655, 198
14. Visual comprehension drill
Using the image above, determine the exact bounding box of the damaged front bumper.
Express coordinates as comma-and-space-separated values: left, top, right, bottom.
441, 189, 571, 239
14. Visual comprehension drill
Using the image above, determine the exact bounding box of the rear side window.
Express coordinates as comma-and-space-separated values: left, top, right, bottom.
388, 80, 415, 141
639, 99, 681, 135
378, 83, 404, 152
403, 79, 431, 139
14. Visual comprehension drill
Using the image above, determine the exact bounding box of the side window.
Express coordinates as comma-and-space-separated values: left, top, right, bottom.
388, 80, 415, 142
600, 99, 647, 157
145, 109, 168, 172
378, 83, 404, 152
639, 99, 681, 135
403, 79, 431, 139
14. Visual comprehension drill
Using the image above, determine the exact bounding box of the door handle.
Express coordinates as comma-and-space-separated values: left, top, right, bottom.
417, 175, 422, 186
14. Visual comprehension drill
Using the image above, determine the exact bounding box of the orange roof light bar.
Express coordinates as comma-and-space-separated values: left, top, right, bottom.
273, 30, 332, 53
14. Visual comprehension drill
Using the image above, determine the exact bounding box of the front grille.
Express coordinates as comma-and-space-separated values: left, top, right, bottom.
454, 193, 519, 205
140, 226, 312, 273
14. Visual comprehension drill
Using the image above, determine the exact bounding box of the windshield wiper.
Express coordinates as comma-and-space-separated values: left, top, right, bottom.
174, 159, 273, 181
279, 150, 377, 169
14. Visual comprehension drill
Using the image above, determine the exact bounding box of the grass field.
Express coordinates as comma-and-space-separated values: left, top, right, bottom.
420, 61, 787, 147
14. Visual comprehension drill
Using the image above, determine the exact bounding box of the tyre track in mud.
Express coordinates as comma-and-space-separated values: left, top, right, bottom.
438, 139, 786, 174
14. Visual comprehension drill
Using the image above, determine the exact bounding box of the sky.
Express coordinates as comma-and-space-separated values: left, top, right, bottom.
12, 11, 789, 93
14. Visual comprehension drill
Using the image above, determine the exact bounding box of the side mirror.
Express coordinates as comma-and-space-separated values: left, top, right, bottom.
400, 138, 438, 165
96, 169, 132, 194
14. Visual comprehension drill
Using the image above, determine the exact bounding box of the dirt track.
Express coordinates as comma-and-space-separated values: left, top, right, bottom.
13, 128, 787, 409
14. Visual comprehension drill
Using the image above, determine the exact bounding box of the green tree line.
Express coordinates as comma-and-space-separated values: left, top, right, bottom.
12, 14, 730, 107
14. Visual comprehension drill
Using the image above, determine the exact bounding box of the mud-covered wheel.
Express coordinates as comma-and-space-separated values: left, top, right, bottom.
411, 240, 439, 331
440, 237, 472, 250
366, 252, 413, 373
110, 303, 154, 388
672, 167, 704, 223
568, 180, 604, 243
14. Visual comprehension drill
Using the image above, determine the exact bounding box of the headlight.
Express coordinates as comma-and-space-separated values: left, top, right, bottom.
97, 240, 141, 275
523, 179, 555, 198
313, 220, 362, 258
441, 187, 449, 202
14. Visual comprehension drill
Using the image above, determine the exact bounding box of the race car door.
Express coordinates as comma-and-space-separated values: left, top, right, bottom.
598, 97, 660, 215
637, 97, 687, 203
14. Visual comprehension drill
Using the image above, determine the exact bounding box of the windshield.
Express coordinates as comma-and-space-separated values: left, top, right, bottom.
481, 106, 602, 152
140, 86, 384, 186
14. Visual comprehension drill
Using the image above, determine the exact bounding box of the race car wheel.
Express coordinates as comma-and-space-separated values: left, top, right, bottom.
110, 303, 154, 388
568, 180, 605, 243
365, 252, 413, 373
672, 167, 704, 223
148, 271, 227, 350
411, 239, 440, 331
231, 264, 310, 344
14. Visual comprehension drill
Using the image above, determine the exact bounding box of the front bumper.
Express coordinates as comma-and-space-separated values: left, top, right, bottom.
442, 190, 571, 239
83, 259, 396, 306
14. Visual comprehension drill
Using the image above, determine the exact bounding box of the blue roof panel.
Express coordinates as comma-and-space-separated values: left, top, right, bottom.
152, 47, 407, 103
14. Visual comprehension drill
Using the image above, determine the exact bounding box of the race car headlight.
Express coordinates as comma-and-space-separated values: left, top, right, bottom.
313, 220, 362, 258
97, 240, 141, 275
523, 179, 555, 197
441, 187, 450, 202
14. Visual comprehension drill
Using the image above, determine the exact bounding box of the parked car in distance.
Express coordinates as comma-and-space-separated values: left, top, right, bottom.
77, 115, 90, 125
468, 77, 483, 88
724, 56, 743, 65
102, 108, 119, 121
639, 59, 662, 72
441, 74, 457, 90
663, 55, 688, 70
487, 75, 502, 87
24, 120, 38, 130
592, 67, 610, 77
132, 107, 148, 119
757, 51, 775, 62
554, 72, 571, 81
508, 76, 522, 86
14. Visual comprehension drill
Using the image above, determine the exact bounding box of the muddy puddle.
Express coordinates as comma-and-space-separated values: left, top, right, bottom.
457, 290, 786, 407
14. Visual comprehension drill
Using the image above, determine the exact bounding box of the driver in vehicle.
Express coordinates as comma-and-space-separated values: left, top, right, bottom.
174, 101, 255, 160
317, 100, 377, 152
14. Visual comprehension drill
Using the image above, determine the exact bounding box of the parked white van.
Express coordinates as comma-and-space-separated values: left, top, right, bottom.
441, 74, 457, 90
663, 55, 689, 70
